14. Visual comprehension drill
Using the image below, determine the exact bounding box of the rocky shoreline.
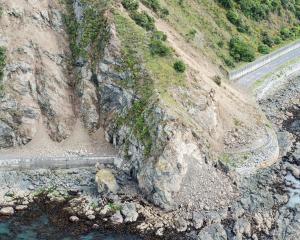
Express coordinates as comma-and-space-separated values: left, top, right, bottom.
0, 75, 299, 239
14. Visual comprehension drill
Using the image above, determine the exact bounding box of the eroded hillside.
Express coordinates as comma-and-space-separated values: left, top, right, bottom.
0, 0, 278, 210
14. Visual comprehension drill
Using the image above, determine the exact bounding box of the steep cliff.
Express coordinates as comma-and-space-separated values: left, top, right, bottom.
0, 0, 277, 210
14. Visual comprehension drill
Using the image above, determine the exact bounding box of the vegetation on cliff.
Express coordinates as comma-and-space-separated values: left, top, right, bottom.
154, 0, 300, 68
0, 47, 6, 93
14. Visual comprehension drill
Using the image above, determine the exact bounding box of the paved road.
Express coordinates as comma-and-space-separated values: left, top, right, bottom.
235, 47, 300, 89
0, 155, 117, 170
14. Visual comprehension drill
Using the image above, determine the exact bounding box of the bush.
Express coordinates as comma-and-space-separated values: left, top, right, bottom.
261, 32, 275, 47
217, 40, 224, 48
149, 39, 171, 56
130, 11, 155, 31
142, 0, 161, 12
274, 36, 282, 45
226, 10, 249, 33
229, 36, 255, 62
280, 27, 291, 39
226, 10, 241, 26
236, 22, 249, 33
173, 60, 186, 72
141, 0, 169, 17
160, 7, 169, 18
122, 0, 139, 11
218, 0, 234, 9
258, 43, 270, 54
224, 57, 235, 67
186, 29, 197, 41
152, 31, 167, 41
0, 47, 6, 81
213, 75, 222, 86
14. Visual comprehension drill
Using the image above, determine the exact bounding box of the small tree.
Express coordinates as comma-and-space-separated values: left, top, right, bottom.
149, 39, 171, 56
122, 0, 139, 11
258, 44, 270, 54
229, 36, 255, 62
130, 11, 155, 31
173, 60, 186, 72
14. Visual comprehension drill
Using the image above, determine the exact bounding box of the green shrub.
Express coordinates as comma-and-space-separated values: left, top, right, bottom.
160, 7, 169, 18
229, 36, 255, 62
217, 0, 234, 9
173, 60, 186, 72
258, 43, 270, 54
226, 10, 241, 26
0, 47, 6, 94
122, 0, 139, 11
224, 57, 235, 67
261, 32, 275, 47
236, 23, 249, 33
178, 0, 184, 6
280, 27, 291, 39
149, 39, 171, 56
274, 36, 282, 45
141, 0, 169, 17
152, 31, 167, 41
217, 40, 225, 48
226, 10, 249, 33
213, 75, 222, 86
130, 11, 155, 31
0, 47, 6, 81
142, 0, 161, 12
186, 29, 197, 41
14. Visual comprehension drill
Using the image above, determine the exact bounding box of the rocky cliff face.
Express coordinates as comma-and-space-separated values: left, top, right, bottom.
0, 0, 76, 146
0, 0, 275, 210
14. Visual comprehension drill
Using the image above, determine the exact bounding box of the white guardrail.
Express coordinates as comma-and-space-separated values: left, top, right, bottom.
229, 39, 300, 81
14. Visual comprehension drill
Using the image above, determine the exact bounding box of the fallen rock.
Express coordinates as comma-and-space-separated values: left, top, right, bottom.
0, 207, 14, 216
15, 205, 28, 211
87, 215, 96, 220
69, 216, 80, 222
110, 211, 123, 224
234, 218, 252, 238
198, 223, 227, 240
121, 202, 138, 222
175, 217, 188, 232
193, 212, 204, 229
156, 227, 164, 236
286, 164, 300, 178
95, 169, 119, 194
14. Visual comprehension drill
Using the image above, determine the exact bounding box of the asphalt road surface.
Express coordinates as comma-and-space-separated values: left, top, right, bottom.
235, 47, 300, 89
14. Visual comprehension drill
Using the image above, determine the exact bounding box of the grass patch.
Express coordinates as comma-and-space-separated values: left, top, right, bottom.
158, 0, 300, 69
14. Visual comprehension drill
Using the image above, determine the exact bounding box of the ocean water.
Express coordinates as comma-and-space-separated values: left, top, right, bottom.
0, 208, 142, 240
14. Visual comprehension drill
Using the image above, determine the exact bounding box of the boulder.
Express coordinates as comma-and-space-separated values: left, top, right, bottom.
15, 205, 28, 211
69, 216, 80, 222
0, 207, 14, 216
198, 223, 227, 240
121, 202, 138, 222
175, 217, 188, 232
234, 218, 252, 238
193, 212, 204, 229
286, 164, 300, 179
110, 211, 123, 224
95, 169, 119, 194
